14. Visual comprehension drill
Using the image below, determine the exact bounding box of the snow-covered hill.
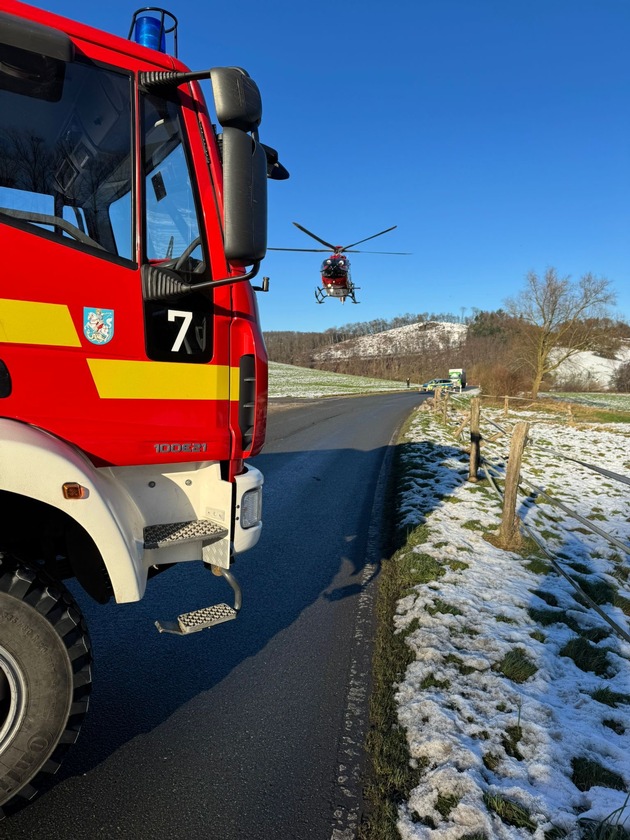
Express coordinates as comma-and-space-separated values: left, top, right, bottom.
313, 320, 630, 388
553, 344, 630, 388
314, 321, 467, 361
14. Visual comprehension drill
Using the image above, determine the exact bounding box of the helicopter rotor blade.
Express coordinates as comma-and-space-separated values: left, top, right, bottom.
267, 247, 330, 252
344, 249, 412, 255
341, 225, 398, 251
292, 222, 337, 251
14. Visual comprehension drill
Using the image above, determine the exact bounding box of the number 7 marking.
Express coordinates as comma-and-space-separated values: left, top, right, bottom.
168, 309, 193, 352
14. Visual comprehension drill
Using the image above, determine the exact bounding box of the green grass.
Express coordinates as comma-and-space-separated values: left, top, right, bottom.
360, 541, 425, 840
462, 519, 486, 532
420, 672, 451, 690
493, 648, 538, 683
483, 792, 537, 831
527, 606, 583, 634
399, 551, 445, 597
590, 688, 630, 708
560, 638, 611, 676
359, 447, 433, 840
526, 556, 552, 574
571, 757, 626, 792
425, 598, 463, 616
572, 576, 618, 606
436, 792, 460, 818
502, 724, 524, 759
268, 362, 409, 397
444, 653, 478, 675
577, 820, 630, 840
577, 794, 630, 840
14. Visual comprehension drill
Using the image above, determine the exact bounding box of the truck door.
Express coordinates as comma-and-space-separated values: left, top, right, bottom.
0, 27, 232, 466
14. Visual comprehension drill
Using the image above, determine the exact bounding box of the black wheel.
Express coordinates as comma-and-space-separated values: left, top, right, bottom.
0, 560, 92, 817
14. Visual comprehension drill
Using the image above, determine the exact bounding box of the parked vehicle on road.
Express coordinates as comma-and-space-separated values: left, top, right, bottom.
449, 368, 467, 389
420, 378, 454, 392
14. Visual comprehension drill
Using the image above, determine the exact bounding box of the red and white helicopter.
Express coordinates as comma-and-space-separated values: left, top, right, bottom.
269, 222, 409, 304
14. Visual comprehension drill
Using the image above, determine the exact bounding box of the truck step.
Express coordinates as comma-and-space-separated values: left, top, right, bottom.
155, 603, 237, 635
143, 519, 228, 550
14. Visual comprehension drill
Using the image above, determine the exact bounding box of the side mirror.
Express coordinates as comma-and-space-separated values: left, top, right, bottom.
222, 127, 267, 263
210, 67, 262, 132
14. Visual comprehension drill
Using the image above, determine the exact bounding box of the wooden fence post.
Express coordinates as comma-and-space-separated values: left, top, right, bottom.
442, 390, 449, 423
468, 397, 481, 482
504, 396, 509, 418
498, 420, 529, 549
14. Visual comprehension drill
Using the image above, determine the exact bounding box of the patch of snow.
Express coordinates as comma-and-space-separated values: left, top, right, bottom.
554, 344, 630, 388
395, 405, 630, 838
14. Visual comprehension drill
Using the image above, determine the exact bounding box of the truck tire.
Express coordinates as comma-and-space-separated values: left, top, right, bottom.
0, 561, 92, 816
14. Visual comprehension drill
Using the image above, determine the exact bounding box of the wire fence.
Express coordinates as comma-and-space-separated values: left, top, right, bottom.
426, 388, 630, 644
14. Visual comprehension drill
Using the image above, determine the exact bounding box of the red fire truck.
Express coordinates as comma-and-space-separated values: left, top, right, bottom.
0, 0, 287, 814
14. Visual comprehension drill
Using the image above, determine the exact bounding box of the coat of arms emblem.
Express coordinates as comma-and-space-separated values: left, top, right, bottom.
84, 307, 114, 345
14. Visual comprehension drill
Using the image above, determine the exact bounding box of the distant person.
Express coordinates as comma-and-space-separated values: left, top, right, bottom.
406, 378, 410, 388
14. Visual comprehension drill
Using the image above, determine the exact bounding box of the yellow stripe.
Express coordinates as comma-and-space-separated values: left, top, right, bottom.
87, 359, 239, 400
0, 299, 81, 346
231, 365, 241, 396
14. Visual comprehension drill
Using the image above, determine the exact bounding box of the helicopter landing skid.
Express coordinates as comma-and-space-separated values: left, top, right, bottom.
315, 286, 360, 304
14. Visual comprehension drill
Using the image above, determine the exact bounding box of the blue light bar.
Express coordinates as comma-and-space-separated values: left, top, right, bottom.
134, 15, 166, 52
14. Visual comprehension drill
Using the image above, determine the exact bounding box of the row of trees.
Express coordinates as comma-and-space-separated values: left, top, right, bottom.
264, 269, 630, 396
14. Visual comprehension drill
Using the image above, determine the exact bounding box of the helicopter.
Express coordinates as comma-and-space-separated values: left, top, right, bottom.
269, 222, 409, 304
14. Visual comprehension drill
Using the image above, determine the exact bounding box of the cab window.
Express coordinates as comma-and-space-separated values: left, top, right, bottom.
141, 94, 205, 274
0, 57, 133, 260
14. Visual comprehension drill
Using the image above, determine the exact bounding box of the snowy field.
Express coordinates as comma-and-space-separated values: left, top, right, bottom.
268, 361, 411, 397
395, 403, 630, 838
543, 392, 630, 412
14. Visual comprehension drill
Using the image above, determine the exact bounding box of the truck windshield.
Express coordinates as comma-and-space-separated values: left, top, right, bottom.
141, 94, 205, 275
0, 58, 133, 260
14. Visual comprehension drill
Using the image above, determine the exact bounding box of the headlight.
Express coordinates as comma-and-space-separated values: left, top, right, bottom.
240, 487, 262, 529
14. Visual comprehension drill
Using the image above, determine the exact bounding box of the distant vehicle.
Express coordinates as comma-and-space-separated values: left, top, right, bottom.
449, 368, 467, 389
269, 222, 409, 304
420, 378, 454, 392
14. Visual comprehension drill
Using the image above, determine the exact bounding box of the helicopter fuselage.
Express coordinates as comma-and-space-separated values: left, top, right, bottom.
317, 254, 357, 302
321, 253, 350, 281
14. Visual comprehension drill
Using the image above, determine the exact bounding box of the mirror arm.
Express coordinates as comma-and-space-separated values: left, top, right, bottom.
139, 69, 212, 92
193, 261, 260, 291
142, 262, 260, 301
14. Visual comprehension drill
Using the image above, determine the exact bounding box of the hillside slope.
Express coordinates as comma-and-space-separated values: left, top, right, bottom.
313, 320, 630, 388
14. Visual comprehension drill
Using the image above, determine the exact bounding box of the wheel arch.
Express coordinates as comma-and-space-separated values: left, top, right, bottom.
0, 489, 113, 603
0, 420, 145, 602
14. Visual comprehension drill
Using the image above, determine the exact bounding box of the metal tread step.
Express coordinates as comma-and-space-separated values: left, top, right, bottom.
155, 603, 237, 635
143, 519, 228, 550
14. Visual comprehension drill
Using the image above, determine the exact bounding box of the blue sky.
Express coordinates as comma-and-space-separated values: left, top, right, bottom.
36, 0, 630, 331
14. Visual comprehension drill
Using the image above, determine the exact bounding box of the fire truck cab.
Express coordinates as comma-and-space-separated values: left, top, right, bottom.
0, 0, 286, 814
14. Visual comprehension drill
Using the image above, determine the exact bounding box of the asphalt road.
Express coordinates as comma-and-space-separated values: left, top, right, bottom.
0, 390, 422, 840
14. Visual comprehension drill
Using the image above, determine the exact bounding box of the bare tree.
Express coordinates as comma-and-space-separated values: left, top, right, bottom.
504, 268, 616, 398
612, 361, 630, 393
